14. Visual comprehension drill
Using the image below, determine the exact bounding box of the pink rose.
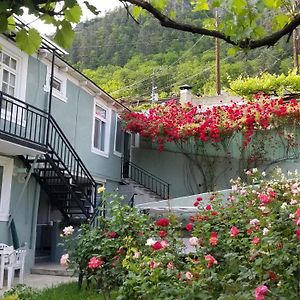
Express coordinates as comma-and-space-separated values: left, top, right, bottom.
62, 226, 74, 236
204, 254, 218, 268
88, 257, 104, 269
189, 237, 199, 246
252, 237, 260, 245
185, 271, 193, 280
230, 226, 240, 237
60, 254, 69, 266
255, 285, 269, 300
149, 260, 159, 269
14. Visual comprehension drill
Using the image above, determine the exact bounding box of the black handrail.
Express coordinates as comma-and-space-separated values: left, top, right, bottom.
122, 160, 170, 199
0, 91, 48, 147
49, 116, 96, 186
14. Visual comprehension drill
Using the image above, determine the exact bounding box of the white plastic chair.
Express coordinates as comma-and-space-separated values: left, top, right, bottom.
0, 244, 14, 289
0, 248, 26, 289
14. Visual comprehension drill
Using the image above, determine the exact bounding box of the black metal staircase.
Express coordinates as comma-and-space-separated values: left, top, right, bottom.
0, 91, 97, 221
122, 160, 170, 200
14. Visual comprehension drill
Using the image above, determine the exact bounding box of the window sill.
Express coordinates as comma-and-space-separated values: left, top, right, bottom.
113, 151, 123, 158
0, 213, 9, 222
91, 148, 109, 158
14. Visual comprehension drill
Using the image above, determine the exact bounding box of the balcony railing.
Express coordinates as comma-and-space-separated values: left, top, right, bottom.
0, 91, 48, 149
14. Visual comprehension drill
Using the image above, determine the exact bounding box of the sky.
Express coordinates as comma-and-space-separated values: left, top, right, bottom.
23, 0, 122, 35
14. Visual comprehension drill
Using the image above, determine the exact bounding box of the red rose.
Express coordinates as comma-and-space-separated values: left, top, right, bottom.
197, 196, 203, 201
252, 237, 260, 245
108, 231, 117, 239
159, 230, 168, 237
155, 218, 170, 227
211, 211, 218, 216
193, 201, 199, 207
186, 223, 193, 231
151, 241, 163, 250
205, 204, 212, 211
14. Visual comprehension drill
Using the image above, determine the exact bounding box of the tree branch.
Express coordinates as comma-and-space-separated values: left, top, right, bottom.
121, 0, 300, 50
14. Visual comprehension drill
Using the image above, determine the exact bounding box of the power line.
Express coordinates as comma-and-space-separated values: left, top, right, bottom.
110, 36, 216, 96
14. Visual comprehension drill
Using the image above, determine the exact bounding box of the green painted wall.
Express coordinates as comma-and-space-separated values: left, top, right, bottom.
25, 56, 122, 183
131, 146, 300, 198
0, 157, 40, 273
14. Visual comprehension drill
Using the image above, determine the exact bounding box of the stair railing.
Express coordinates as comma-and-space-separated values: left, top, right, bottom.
122, 160, 170, 199
47, 115, 97, 208
0, 91, 48, 149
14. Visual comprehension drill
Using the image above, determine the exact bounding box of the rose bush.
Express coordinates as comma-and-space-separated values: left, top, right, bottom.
62, 169, 300, 299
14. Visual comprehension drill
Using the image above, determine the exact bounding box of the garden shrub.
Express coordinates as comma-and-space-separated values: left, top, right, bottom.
62, 169, 300, 299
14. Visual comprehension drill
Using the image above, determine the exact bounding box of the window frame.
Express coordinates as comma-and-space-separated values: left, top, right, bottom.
0, 156, 13, 222
44, 66, 68, 102
0, 37, 28, 102
114, 114, 123, 157
91, 99, 111, 157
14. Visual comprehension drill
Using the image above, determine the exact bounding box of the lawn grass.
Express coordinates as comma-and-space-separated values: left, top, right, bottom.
37, 282, 114, 300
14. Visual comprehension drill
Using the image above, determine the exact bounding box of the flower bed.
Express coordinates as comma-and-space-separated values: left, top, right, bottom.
61, 169, 300, 299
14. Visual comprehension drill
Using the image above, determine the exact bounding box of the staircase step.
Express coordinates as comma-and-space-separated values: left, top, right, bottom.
31, 264, 73, 277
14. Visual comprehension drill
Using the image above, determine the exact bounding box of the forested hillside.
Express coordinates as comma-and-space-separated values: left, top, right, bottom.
68, 5, 294, 101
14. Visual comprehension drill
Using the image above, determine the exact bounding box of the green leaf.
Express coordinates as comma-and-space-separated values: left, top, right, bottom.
132, 6, 143, 19
273, 14, 289, 30
231, 0, 247, 14
203, 18, 216, 30
54, 21, 75, 49
193, 0, 209, 11
16, 28, 42, 55
83, 1, 99, 15
7, 16, 15, 32
264, 0, 282, 9
227, 47, 238, 56
65, 4, 82, 23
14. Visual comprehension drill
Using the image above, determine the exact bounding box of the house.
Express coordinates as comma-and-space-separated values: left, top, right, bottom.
0, 25, 133, 272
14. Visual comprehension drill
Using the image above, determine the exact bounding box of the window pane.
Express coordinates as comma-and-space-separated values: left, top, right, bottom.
0, 166, 3, 201
95, 105, 106, 119
115, 118, 123, 153
100, 121, 105, 151
3, 70, 9, 83
10, 58, 17, 70
94, 118, 100, 149
2, 83, 8, 93
10, 73, 16, 86
2, 53, 10, 66
8, 86, 15, 96
52, 78, 61, 91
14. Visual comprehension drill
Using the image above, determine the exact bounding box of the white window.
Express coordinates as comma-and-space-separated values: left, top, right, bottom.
92, 101, 111, 157
114, 115, 123, 156
44, 66, 67, 102
0, 52, 17, 98
0, 156, 13, 222
0, 37, 28, 102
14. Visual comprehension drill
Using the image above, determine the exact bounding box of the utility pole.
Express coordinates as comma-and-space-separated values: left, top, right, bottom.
215, 9, 221, 95
293, 1, 299, 74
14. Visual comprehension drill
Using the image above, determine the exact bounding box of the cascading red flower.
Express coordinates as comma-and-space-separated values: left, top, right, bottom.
122, 97, 300, 150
